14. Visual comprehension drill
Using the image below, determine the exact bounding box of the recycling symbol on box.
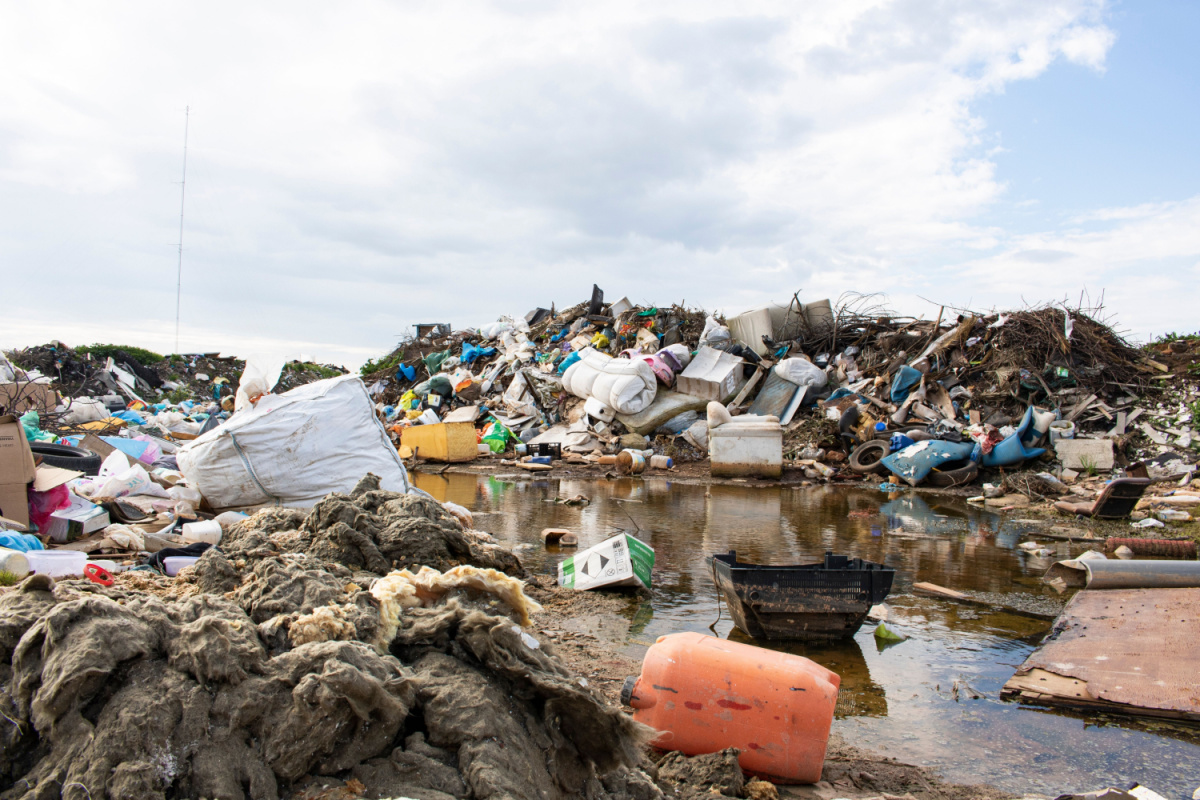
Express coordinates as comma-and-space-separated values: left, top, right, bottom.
580, 553, 609, 578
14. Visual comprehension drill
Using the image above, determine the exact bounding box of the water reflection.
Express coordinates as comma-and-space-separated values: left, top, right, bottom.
410, 472, 1200, 798
727, 627, 888, 719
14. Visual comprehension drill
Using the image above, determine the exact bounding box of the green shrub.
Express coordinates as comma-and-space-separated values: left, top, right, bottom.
78, 344, 164, 366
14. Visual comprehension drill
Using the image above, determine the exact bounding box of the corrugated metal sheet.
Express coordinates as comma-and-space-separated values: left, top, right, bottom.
1009, 588, 1200, 718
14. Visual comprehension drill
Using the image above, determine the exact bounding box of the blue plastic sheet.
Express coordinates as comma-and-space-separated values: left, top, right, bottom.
113, 410, 146, 425
890, 365, 923, 404
0, 533, 44, 552
557, 351, 582, 375
881, 440, 977, 486
550, 326, 570, 343
461, 343, 497, 365
395, 363, 416, 382
982, 408, 1046, 467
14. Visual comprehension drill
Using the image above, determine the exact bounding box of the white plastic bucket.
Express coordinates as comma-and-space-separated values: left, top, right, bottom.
181, 520, 223, 545
1049, 419, 1076, 444
25, 550, 87, 577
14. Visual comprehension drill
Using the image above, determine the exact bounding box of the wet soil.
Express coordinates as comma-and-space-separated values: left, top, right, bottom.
413, 472, 1200, 800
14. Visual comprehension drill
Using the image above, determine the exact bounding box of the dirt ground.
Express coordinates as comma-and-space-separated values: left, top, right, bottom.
522, 575, 1014, 800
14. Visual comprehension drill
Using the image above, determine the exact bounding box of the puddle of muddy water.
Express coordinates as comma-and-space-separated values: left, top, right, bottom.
413, 472, 1200, 799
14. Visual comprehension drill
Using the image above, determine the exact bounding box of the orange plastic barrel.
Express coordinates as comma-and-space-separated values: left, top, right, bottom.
621, 632, 839, 784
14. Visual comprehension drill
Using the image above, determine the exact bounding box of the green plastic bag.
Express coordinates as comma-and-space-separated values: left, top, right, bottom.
481, 420, 512, 454
20, 410, 55, 442
873, 622, 906, 642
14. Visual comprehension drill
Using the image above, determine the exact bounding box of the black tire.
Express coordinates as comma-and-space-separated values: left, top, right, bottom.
849, 440, 890, 475
30, 442, 103, 476
925, 459, 979, 488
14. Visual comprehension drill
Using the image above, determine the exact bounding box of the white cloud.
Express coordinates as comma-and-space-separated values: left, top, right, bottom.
1, 0, 1184, 369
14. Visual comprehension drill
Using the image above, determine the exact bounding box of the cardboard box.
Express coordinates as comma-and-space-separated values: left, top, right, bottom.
0, 414, 36, 528
0, 381, 60, 416
558, 533, 654, 590
44, 493, 110, 543
677, 346, 746, 403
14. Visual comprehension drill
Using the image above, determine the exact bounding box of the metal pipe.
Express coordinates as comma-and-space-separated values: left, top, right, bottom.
1083, 559, 1200, 590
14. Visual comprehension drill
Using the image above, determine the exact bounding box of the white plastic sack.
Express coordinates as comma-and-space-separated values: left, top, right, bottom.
775, 358, 829, 389
700, 315, 731, 347
234, 356, 286, 413
178, 374, 414, 511
59, 398, 108, 424
562, 347, 657, 415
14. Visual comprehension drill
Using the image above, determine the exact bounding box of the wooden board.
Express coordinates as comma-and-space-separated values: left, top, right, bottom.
1002, 588, 1200, 721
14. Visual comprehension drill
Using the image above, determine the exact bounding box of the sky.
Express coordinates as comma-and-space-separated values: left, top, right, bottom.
1, 0, 1197, 369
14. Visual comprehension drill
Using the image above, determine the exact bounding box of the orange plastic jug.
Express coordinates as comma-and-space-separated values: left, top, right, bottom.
621, 632, 839, 783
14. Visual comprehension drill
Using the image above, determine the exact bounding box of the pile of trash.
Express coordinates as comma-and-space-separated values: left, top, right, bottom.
1, 344, 344, 441
3, 291, 1197, 535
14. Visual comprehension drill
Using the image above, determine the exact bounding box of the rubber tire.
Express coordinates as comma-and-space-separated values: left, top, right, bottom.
29, 442, 103, 476
925, 459, 979, 488
849, 440, 890, 475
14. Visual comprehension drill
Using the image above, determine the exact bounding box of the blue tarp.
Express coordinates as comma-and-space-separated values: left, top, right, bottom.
890, 365, 923, 404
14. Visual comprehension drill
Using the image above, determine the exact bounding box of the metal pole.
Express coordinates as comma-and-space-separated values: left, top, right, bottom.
175, 106, 189, 355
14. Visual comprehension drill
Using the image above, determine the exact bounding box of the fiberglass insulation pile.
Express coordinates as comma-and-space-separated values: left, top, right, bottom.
0, 476, 667, 800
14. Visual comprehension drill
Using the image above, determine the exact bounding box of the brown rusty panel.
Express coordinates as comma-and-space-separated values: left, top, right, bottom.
1015, 588, 1200, 716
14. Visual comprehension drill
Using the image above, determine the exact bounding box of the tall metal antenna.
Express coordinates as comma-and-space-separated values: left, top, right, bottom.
174, 106, 190, 355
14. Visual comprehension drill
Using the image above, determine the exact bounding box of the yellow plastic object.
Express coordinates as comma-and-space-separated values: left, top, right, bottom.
78, 418, 128, 431
399, 422, 479, 463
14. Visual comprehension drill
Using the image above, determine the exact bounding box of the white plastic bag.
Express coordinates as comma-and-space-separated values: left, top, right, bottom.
700, 315, 731, 347
775, 358, 829, 389
234, 356, 286, 413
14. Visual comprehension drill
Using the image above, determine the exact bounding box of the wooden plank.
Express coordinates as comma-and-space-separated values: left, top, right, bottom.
1065, 393, 1099, 423
912, 581, 1057, 619
912, 582, 970, 600
1143, 358, 1169, 373
726, 365, 766, 411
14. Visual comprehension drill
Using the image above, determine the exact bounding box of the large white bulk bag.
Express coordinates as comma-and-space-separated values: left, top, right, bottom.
561, 347, 657, 415
177, 374, 412, 511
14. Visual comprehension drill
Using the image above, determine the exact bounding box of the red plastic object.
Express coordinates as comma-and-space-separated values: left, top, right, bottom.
623, 632, 839, 783
84, 563, 113, 587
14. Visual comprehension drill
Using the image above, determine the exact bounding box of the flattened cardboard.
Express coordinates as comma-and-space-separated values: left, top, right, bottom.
0, 382, 60, 416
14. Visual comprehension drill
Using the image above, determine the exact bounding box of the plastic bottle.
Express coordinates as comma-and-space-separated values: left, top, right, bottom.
0, 547, 30, 579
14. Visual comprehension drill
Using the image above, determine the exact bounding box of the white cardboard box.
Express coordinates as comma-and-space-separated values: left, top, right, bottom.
44, 494, 110, 543
558, 533, 654, 590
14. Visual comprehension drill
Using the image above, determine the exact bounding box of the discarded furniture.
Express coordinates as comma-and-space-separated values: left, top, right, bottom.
711, 550, 895, 640
1052, 477, 1150, 519
709, 414, 783, 478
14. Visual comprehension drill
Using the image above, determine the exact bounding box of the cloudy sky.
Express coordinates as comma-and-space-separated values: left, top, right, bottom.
1, 1, 1197, 368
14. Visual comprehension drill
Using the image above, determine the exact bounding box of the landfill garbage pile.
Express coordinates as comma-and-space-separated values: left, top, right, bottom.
0, 484, 674, 800
1, 343, 345, 440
